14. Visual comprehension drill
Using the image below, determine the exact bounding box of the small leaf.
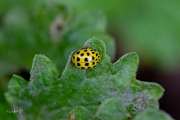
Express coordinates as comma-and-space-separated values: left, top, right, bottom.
111, 52, 139, 85
94, 97, 128, 120
68, 106, 93, 120
5, 74, 27, 104
131, 80, 165, 101
29, 54, 59, 86
7, 74, 28, 92
134, 110, 174, 120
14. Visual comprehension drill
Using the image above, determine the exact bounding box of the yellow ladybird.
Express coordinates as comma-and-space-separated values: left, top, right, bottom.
72, 48, 101, 69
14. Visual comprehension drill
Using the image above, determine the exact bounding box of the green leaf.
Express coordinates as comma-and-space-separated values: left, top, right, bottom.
7, 74, 28, 92
111, 52, 139, 85
4, 74, 27, 104
59, 37, 164, 117
29, 54, 59, 86
131, 80, 164, 101
134, 110, 173, 120
5, 37, 165, 119
68, 106, 93, 120
94, 97, 128, 120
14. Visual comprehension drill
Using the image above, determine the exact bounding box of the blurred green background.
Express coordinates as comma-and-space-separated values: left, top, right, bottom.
0, 0, 180, 119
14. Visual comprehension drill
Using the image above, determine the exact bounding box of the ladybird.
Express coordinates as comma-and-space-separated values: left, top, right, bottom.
72, 48, 101, 69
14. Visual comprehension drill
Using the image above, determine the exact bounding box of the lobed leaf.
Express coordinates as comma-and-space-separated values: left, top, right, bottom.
134, 110, 174, 120
5, 37, 165, 119
29, 54, 59, 86
94, 97, 127, 120
68, 106, 93, 120
4, 75, 27, 104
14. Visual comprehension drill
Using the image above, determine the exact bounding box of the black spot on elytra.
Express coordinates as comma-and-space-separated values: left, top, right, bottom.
92, 62, 95, 65
80, 53, 84, 57
81, 67, 85, 69
84, 58, 88, 61
88, 67, 90, 69
92, 56, 94, 60
73, 56, 75, 60
77, 57, 80, 61
85, 63, 89, 66
96, 53, 98, 56
87, 52, 90, 56
84, 49, 87, 52
92, 52, 95, 54
76, 51, 80, 54
77, 63, 81, 66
